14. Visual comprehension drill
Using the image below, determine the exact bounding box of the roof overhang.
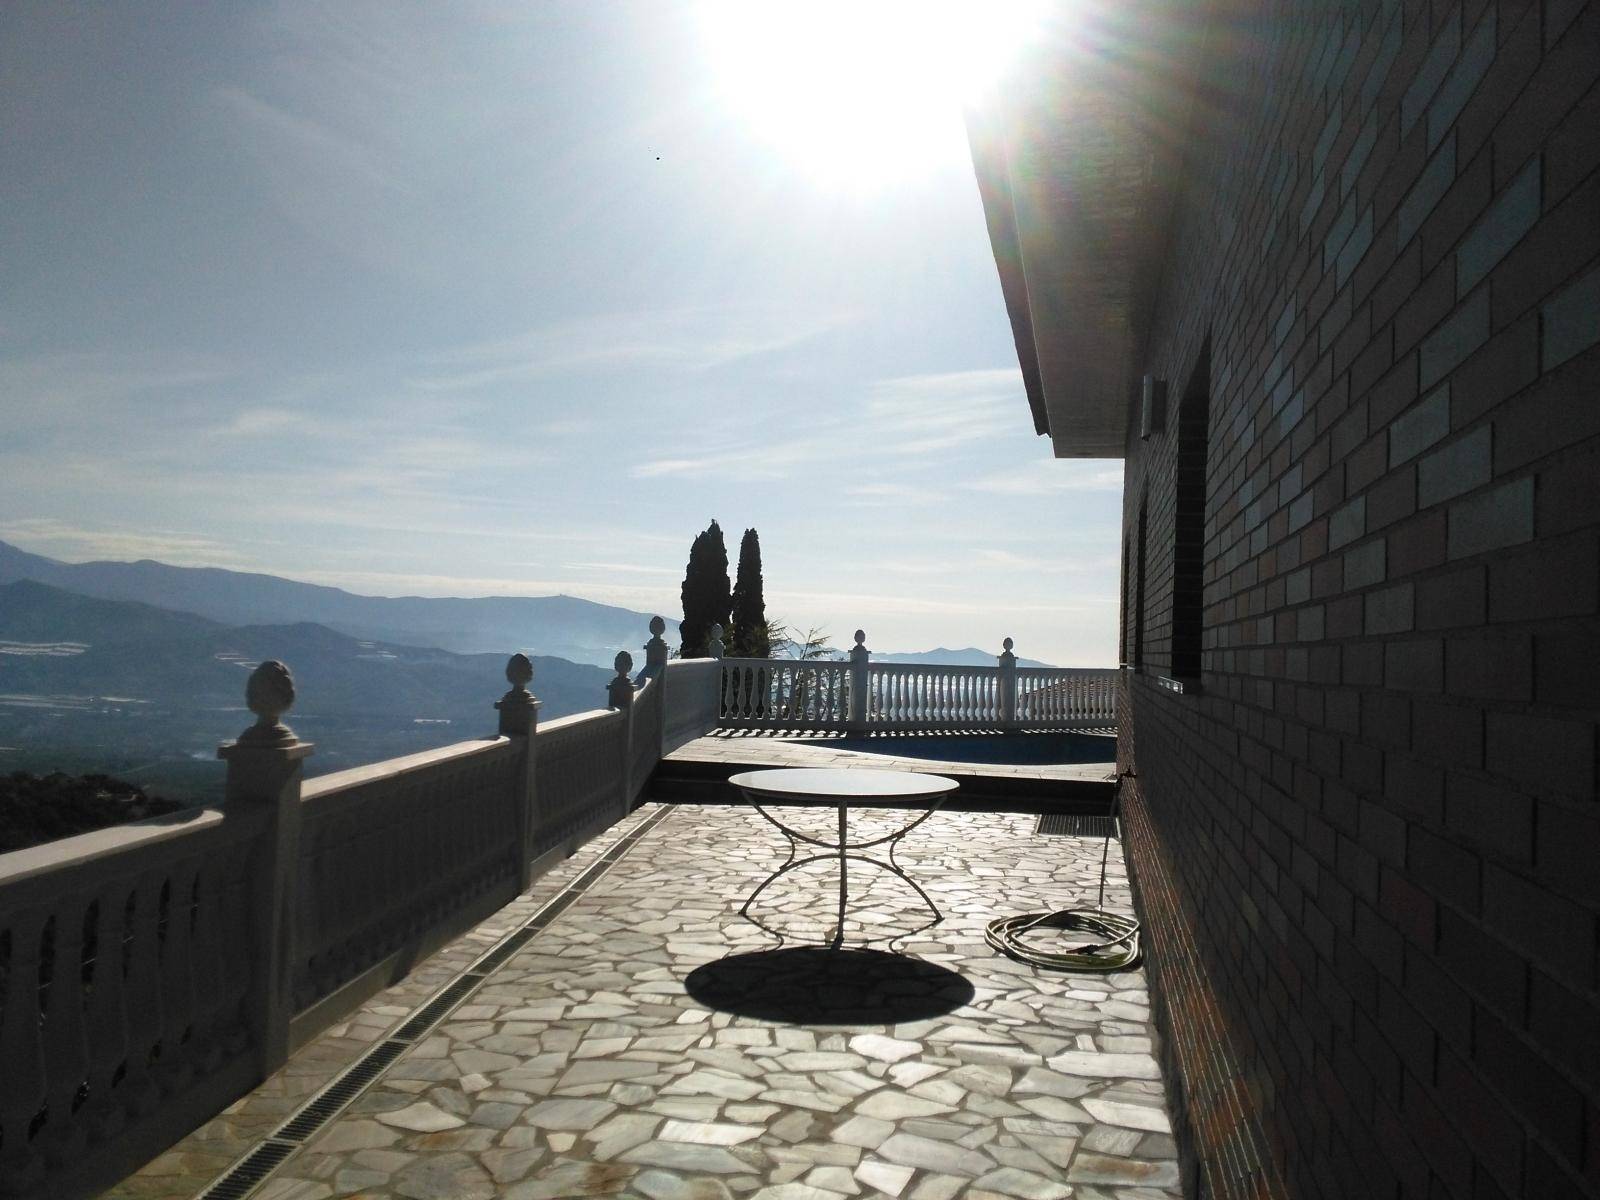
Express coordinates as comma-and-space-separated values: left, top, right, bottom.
968, 2, 1200, 459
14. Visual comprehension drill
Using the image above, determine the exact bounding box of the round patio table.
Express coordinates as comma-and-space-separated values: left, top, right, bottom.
728, 767, 959, 946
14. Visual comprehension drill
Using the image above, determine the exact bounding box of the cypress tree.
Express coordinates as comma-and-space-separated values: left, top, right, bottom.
730, 528, 770, 658
678, 520, 731, 657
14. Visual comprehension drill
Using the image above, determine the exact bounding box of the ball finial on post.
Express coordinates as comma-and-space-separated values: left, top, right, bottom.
609, 651, 636, 709
505, 652, 534, 692
643, 616, 669, 678
497, 652, 539, 738
240, 660, 298, 746
708, 624, 725, 659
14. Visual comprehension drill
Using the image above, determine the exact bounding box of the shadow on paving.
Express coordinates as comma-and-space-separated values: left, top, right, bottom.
685, 946, 975, 1025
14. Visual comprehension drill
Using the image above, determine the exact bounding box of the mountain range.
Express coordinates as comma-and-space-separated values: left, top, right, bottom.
0, 539, 670, 669
0, 578, 612, 796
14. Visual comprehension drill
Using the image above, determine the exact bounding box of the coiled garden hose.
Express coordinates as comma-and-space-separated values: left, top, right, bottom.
985, 772, 1143, 972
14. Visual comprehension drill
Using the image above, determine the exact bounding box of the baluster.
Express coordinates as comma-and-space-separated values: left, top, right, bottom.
81, 881, 128, 1139
0, 909, 48, 1192
119, 873, 163, 1117
39, 893, 90, 1163
156, 861, 199, 1097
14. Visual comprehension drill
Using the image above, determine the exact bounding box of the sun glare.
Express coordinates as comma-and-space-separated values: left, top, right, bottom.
698, 1, 1044, 191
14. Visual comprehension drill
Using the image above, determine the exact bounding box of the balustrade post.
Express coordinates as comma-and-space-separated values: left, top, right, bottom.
848, 629, 870, 733
640, 615, 669, 680
218, 661, 313, 1080
639, 617, 669, 761
998, 637, 1018, 729
608, 652, 636, 817
496, 654, 541, 892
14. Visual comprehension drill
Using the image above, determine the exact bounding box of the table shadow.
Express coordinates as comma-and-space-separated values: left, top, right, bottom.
684, 946, 975, 1025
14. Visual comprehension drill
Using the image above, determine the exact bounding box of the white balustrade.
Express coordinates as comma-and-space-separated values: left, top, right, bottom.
294, 738, 524, 1019
0, 617, 693, 1199
661, 659, 720, 753
532, 708, 629, 860
715, 635, 1118, 734
718, 659, 852, 730
0, 807, 266, 1197
0, 614, 1118, 1198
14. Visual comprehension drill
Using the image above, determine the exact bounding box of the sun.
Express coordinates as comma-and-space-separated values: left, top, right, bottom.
697, 1, 1044, 191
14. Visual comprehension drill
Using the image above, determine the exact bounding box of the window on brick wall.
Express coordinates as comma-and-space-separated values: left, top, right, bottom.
1133, 495, 1148, 670
1119, 535, 1131, 664
1171, 339, 1211, 679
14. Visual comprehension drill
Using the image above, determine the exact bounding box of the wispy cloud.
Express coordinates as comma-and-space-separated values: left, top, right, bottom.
630, 366, 1026, 482
410, 307, 854, 392
964, 460, 1123, 496
0, 518, 251, 567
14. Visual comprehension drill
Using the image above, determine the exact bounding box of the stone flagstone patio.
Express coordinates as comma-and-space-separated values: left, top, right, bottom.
113, 797, 1178, 1200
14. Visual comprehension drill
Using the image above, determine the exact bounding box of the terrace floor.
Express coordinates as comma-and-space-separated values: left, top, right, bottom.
115, 749, 1177, 1200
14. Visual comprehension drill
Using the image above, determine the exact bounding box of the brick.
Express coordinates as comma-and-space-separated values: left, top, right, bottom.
1347, 435, 1388, 496
1343, 537, 1387, 589
1410, 825, 1480, 916
1416, 424, 1491, 506
1328, 495, 1366, 550
1369, 351, 1420, 426
1535, 627, 1600, 708
1394, 253, 1458, 356
1542, 262, 1600, 370
1415, 563, 1485, 628
1544, 68, 1600, 203
1405, 944, 1472, 1048
1397, 136, 1456, 249
1420, 288, 1491, 388
1478, 169, 1593, 329
1386, 383, 1450, 465
1488, 530, 1599, 622
1364, 583, 1415, 634
1474, 1010, 1586, 1164
1527, 970, 1600, 1103
1445, 476, 1533, 559
1534, 799, 1600, 905
1425, 6, 1497, 152
1383, 638, 1443, 693
1443, 632, 1531, 700
1363, 690, 1412, 750
1534, 438, 1600, 536
1486, 710, 1596, 801
1434, 1048, 1527, 1196
1449, 311, 1540, 428
1367, 463, 1418, 530
1335, 206, 1374, 288
1401, 9, 1462, 136
1340, 110, 1378, 200
1455, 154, 1541, 296
1436, 907, 1528, 1018
1484, 863, 1596, 988
1387, 508, 1446, 574
1411, 698, 1483, 768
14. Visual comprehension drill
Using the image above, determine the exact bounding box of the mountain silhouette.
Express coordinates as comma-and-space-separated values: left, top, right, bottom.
0, 539, 670, 669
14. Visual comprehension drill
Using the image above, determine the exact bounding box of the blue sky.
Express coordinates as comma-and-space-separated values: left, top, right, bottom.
0, 2, 1122, 666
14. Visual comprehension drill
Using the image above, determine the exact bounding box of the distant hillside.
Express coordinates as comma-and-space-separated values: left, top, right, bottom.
874, 647, 1058, 668
0, 539, 672, 668
0, 580, 612, 792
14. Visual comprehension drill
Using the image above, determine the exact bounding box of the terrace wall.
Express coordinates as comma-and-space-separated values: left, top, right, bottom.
1118, 2, 1599, 1197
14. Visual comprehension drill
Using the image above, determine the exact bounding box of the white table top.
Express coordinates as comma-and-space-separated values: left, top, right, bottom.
728, 767, 959, 802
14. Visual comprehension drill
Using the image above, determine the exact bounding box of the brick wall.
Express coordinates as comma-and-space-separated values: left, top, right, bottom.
1118, 1, 1599, 1197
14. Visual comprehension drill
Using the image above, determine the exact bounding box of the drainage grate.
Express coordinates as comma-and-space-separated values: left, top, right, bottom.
1036, 813, 1116, 838
193, 803, 676, 1200
391, 974, 485, 1043
272, 1039, 409, 1143
197, 1140, 296, 1200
